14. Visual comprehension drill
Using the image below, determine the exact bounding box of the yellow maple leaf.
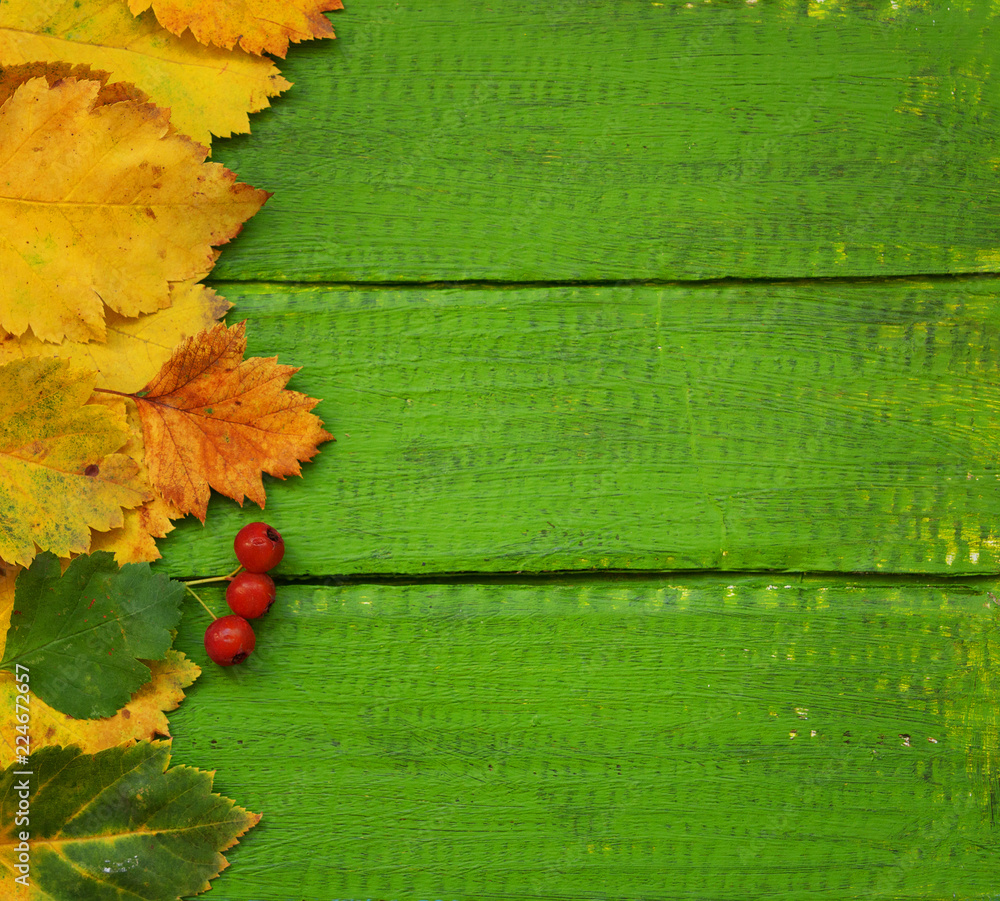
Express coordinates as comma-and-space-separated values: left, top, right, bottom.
129, 0, 343, 57
130, 321, 333, 522
0, 280, 231, 394
0, 76, 268, 344
0, 0, 290, 146
0, 650, 200, 767
0, 358, 148, 567
89, 494, 180, 564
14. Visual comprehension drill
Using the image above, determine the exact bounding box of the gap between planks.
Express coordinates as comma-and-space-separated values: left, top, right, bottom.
175, 569, 1000, 588
208, 271, 1000, 291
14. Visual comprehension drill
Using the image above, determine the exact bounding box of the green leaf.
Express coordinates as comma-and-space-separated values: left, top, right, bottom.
0, 742, 261, 899
0, 552, 183, 718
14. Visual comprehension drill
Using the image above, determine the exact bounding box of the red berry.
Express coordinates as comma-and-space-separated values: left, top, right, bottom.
234, 522, 285, 572
204, 615, 256, 666
226, 571, 276, 619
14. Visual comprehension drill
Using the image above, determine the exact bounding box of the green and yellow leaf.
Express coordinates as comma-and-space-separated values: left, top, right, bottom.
0, 359, 147, 567
0, 650, 200, 767
0, 742, 260, 898
0, 552, 183, 718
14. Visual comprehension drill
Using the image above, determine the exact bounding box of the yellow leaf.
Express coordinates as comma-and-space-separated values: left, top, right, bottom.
0, 0, 290, 146
0, 76, 267, 344
135, 321, 333, 521
0, 281, 231, 394
0, 650, 200, 767
0, 358, 148, 567
88, 497, 180, 564
129, 0, 343, 57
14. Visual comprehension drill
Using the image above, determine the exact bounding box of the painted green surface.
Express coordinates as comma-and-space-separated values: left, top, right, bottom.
156, 276, 1000, 579
210, 0, 1000, 283
168, 576, 1000, 900
144, 3, 1000, 899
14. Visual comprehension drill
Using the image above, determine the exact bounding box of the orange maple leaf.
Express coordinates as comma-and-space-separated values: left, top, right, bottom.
128, 0, 343, 58
124, 322, 333, 522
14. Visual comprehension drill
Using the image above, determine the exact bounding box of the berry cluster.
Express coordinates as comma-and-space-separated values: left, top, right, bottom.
201, 522, 285, 667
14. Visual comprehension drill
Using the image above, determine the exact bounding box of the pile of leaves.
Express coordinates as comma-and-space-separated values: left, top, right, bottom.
0, 1, 338, 896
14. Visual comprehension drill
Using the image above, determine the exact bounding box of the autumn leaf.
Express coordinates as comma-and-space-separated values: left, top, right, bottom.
129, 0, 343, 57
0, 570, 194, 766
0, 76, 268, 344
0, 552, 183, 718
1, 281, 223, 565
128, 321, 333, 522
0, 358, 148, 568
0, 60, 150, 109
0, 1, 290, 146
0, 650, 199, 767
88, 404, 183, 564
89, 496, 180, 564
0, 280, 231, 395
0, 742, 260, 898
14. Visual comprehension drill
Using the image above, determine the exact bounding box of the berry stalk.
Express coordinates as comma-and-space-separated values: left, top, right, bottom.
184, 565, 244, 587
185, 585, 218, 621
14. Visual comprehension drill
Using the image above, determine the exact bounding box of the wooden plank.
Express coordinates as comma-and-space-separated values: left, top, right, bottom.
210, 0, 1000, 283
166, 575, 1000, 900
156, 277, 1000, 578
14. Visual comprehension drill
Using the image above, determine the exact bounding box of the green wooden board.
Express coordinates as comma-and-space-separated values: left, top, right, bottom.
168, 575, 1000, 900
210, 0, 1000, 283
157, 276, 1000, 578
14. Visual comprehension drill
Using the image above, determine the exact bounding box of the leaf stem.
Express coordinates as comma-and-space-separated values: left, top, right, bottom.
185, 585, 218, 621
184, 565, 243, 587
92, 387, 135, 399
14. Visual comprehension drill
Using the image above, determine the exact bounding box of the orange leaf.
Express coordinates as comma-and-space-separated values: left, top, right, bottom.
128, 0, 343, 57
133, 321, 333, 521
0, 75, 268, 343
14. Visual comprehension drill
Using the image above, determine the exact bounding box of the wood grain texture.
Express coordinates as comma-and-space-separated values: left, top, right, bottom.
209, 0, 1000, 282
167, 575, 1000, 900
155, 277, 1000, 578
139, 6, 1000, 900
